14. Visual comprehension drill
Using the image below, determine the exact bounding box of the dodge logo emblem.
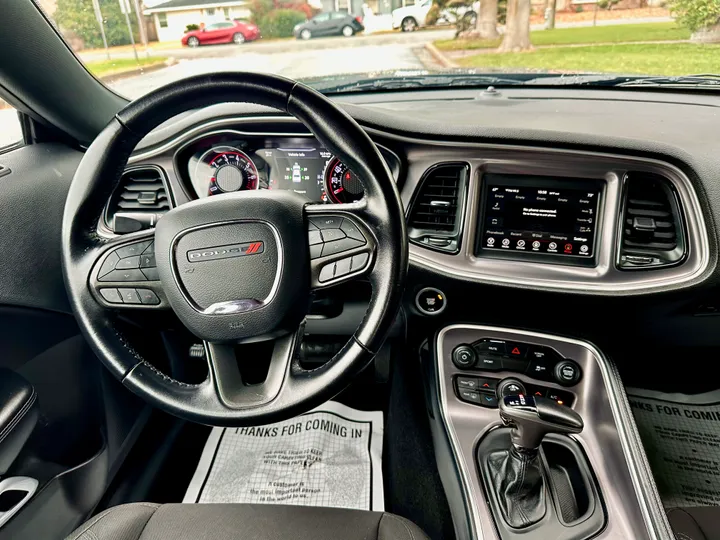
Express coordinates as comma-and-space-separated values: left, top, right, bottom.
187, 241, 264, 262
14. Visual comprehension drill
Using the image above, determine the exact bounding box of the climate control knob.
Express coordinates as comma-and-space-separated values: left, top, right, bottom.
497, 378, 527, 399
554, 360, 581, 386
452, 345, 476, 369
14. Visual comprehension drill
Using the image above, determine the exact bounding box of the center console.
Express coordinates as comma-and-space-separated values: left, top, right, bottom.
423, 325, 673, 540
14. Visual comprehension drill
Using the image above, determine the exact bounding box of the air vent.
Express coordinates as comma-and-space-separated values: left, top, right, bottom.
618, 172, 685, 269
407, 163, 469, 253
105, 167, 171, 233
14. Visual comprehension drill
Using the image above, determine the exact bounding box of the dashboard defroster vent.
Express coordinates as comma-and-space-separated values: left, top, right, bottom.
618, 172, 685, 269
105, 167, 171, 233
407, 163, 469, 253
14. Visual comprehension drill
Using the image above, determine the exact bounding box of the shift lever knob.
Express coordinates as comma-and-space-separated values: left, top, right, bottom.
499, 394, 583, 451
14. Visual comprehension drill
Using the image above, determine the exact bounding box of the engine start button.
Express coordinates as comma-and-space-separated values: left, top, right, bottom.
415, 287, 446, 315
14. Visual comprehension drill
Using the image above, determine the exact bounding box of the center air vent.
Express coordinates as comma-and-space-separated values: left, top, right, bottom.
105, 167, 171, 233
618, 172, 685, 269
407, 163, 469, 253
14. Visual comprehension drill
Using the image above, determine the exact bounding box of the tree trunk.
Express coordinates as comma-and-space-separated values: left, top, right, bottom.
476, 0, 499, 39
691, 23, 720, 43
498, 0, 532, 51
546, 0, 556, 29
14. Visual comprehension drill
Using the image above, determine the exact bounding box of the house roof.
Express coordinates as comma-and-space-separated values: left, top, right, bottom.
144, 0, 247, 14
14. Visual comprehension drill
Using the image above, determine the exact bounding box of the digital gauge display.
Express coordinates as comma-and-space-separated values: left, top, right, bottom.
258, 146, 331, 202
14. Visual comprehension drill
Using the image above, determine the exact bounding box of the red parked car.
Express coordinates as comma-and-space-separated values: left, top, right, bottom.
181, 20, 260, 47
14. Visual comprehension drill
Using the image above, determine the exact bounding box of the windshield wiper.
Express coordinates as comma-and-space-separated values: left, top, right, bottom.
614, 74, 720, 88
311, 74, 530, 94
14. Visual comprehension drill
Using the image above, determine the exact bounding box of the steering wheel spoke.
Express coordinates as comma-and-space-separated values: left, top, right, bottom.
90, 230, 168, 309
305, 202, 376, 289
204, 329, 301, 410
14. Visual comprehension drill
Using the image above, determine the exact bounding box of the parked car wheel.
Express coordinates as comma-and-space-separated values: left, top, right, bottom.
187, 36, 200, 47
342, 25, 355, 37
300, 29, 312, 40
401, 17, 418, 32
232, 32, 246, 44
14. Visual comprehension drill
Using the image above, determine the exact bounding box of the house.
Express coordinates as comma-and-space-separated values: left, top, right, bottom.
144, 0, 252, 42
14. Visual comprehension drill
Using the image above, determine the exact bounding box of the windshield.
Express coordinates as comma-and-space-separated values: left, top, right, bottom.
36, 0, 720, 99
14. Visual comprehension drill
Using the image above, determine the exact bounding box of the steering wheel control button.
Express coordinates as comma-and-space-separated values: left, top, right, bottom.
310, 244, 323, 259
308, 230, 322, 246
99, 268, 147, 282
140, 253, 156, 268
116, 256, 140, 270
99, 252, 120, 277
456, 376, 479, 390
137, 289, 160, 305
340, 220, 366, 243
555, 360, 582, 386
140, 267, 160, 281
118, 288, 141, 304
320, 228, 346, 243
476, 339, 507, 355
318, 262, 336, 283
116, 240, 152, 259
321, 237, 363, 257
100, 288, 123, 304
334, 257, 352, 277
350, 252, 369, 270
452, 345, 476, 369
415, 287, 446, 315
310, 216, 343, 229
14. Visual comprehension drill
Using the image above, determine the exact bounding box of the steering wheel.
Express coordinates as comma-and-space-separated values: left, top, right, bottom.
61, 73, 407, 426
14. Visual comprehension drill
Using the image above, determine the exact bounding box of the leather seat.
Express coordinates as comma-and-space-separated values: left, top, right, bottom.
668, 507, 720, 540
66, 503, 429, 540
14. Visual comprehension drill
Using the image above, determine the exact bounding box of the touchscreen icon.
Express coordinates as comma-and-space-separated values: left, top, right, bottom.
502, 239, 510, 247
580, 245, 589, 253
487, 237, 495, 246
532, 241, 541, 249
517, 240, 526, 248
564, 243, 573, 253
548, 242, 557, 250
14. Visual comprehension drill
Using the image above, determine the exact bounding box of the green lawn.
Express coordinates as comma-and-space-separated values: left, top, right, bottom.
455, 43, 720, 76
85, 56, 168, 77
435, 22, 690, 51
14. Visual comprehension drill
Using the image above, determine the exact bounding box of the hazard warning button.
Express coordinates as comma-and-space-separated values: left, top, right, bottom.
506, 342, 528, 358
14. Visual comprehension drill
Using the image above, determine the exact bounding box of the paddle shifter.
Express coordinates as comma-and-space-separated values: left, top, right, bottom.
487, 392, 584, 529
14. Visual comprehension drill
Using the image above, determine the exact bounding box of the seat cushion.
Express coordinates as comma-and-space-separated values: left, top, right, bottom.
668, 507, 720, 540
66, 503, 430, 540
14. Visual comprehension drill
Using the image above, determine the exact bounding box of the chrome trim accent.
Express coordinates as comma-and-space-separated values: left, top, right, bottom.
0, 477, 38, 529
169, 219, 284, 315
434, 324, 674, 540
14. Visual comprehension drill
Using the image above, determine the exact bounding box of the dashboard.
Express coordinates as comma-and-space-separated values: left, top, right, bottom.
112, 91, 715, 300
174, 132, 401, 203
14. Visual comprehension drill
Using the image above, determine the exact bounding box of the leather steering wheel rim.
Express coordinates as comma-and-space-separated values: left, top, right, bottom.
61, 72, 407, 426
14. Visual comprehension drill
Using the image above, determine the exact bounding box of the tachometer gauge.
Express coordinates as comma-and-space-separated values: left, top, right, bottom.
194, 146, 259, 196
323, 157, 364, 204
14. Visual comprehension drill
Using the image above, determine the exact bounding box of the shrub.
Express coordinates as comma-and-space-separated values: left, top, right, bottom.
258, 9, 308, 38
670, 0, 720, 31
185, 24, 200, 31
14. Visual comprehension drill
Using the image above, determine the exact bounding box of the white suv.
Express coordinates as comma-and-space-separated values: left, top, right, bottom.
391, 0, 478, 32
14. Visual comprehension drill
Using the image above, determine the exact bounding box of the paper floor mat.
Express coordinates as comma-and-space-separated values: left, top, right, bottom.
628, 387, 720, 507
183, 401, 384, 511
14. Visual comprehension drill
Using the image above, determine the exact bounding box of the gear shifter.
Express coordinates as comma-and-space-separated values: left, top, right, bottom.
487, 392, 584, 529
499, 393, 584, 451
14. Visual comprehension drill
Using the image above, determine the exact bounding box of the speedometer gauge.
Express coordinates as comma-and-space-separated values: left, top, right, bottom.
194, 146, 259, 196
323, 158, 364, 204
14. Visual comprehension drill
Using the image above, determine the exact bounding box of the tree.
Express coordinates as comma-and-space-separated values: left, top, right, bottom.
670, 0, 720, 42
476, 0, 500, 39
592, 0, 620, 26
498, 0, 532, 51
54, 0, 139, 49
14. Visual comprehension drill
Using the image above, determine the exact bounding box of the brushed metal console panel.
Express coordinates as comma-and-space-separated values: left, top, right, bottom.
431, 325, 674, 540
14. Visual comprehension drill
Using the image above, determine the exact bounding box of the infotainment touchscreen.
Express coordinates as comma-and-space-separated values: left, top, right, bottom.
477, 174, 603, 261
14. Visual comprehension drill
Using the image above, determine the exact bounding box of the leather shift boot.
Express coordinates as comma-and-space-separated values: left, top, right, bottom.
487, 446, 545, 529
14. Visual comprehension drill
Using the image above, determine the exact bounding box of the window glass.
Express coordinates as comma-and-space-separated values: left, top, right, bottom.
157, 13, 168, 28
0, 100, 22, 150
331, 12, 348, 19
223, 7, 230, 19
313, 12, 331, 21
205, 8, 215, 16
